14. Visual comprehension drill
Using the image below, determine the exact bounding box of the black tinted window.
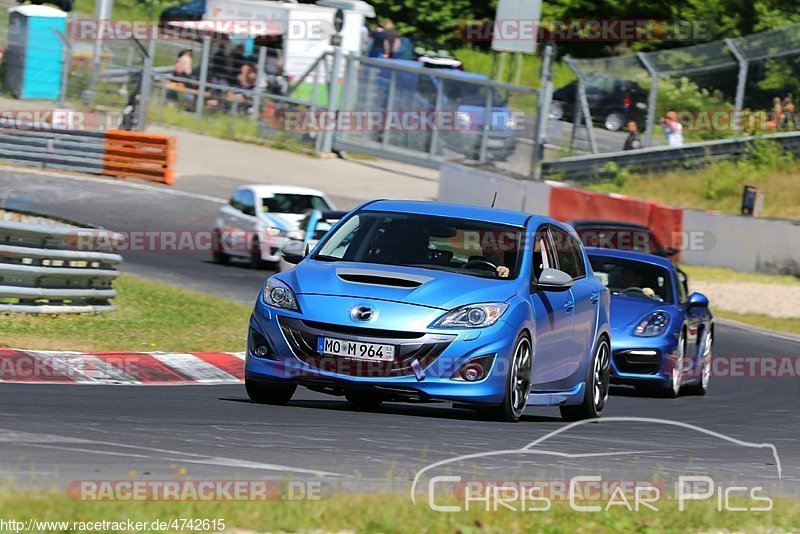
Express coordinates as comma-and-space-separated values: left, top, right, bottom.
550, 228, 585, 279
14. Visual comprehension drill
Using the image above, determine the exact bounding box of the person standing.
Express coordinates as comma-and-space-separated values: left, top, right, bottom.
382, 18, 398, 58
623, 120, 642, 150
660, 111, 684, 147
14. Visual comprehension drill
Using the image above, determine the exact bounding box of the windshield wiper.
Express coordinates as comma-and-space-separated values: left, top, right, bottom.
313, 255, 342, 262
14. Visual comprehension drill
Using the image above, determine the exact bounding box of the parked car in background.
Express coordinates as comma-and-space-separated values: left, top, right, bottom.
568, 220, 677, 257
550, 73, 648, 131
246, 200, 612, 422
278, 209, 347, 272
368, 58, 517, 161
586, 248, 713, 397
212, 185, 335, 268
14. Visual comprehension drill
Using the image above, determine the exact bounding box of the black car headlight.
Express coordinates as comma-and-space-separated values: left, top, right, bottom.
262, 277, 299, 312
431, 303, 508, 329
634, 311, 669, 337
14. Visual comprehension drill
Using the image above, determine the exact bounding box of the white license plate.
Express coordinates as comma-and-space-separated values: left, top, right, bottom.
316, 337, 395, 361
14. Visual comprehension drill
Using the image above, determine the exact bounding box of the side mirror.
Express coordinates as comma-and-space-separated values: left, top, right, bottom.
687, 292, 709, 308
281, 240, 307, 266
534, 268, 573, 292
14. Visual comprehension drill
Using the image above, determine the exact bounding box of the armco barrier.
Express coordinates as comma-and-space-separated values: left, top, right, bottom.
439, 161, 800, 275
540, 130, 800, 182
0, 220, 122, 313
0, 126, 176, 185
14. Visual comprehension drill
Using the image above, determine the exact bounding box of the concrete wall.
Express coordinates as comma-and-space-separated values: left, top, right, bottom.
439, 162, 800, 275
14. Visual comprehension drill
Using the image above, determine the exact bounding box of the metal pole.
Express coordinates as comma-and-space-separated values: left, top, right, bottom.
320, 37, 343, 154
136, 35, 156, 131
88, 0, 113, 106
195, 35, 211, 117
380, 70, 397, 151
570, 99, 582, 152
531, 43, 554, 179
252, 46, 267, 120
428, 77, 444, 157
565, 56, 597, 154
158, 79, 167, 124
496, 51, 507, 82
53, 29, 70, 108
637, 51, 659, 147
726, 38, 748, 137
513, 52, 523, 86
478, 83, 493, 163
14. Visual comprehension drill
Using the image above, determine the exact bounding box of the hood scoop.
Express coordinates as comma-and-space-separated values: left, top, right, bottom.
335, 267, 432, 289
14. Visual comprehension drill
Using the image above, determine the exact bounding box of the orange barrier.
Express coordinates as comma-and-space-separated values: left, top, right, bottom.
549, 185, 683, 257
102, 131, 176, 185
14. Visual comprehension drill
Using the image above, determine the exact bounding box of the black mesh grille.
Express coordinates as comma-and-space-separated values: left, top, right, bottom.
612, 349, 662, 375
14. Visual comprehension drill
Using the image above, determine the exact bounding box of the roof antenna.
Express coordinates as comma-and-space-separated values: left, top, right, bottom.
490, 192, 498, 208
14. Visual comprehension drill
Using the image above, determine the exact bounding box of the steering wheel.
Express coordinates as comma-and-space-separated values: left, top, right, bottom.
621, 287, 647, 296
463, 259, 498, 273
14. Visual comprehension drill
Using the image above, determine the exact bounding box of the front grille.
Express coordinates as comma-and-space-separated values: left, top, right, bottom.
612, 349, 662, 375
279, 317, 454, 378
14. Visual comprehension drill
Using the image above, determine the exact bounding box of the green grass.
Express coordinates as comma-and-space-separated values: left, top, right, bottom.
0, 274, 251, 352
0, 488, 798, 533
713, 311, 800, 336
682, 264, 800, 286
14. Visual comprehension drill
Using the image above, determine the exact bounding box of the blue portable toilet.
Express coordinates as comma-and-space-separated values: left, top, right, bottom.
4, 5, 67, 100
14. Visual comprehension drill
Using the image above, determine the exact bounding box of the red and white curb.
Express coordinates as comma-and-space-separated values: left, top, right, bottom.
0, 349, 245, 385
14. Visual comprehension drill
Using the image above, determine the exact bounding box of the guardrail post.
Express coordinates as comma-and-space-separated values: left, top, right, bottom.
136, 36, 156, 131
531, 43, 554, 179
429, 78, 444, 157
725, 38, 749, 137
637, 52, 659, 148
252, 46, 268, 121
478, 83, 493, 163
320, 35, 344, 154
195, 35, 211, 118
381, 70, 397, 151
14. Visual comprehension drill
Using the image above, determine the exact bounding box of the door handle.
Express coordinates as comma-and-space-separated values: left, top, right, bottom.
590, 291, 600, 304
563, 300, 574, 312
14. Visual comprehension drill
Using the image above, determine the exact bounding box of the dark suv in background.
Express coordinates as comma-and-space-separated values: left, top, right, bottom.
550, 73, 648, 131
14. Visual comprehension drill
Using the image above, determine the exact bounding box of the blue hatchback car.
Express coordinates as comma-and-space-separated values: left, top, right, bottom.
246, 200, 611, 422
586, 248, 714, 397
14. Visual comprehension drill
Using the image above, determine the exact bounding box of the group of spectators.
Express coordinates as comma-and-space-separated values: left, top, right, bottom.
364, 18, 400, 58
768, 95, 796, 130
623, 110, 684, 151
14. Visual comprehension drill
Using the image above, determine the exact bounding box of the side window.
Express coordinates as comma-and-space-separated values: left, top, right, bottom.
550, 227, 585, 279
240, 189, 256, 216
229, 190, 242, 212
531, 227, 555, 281
676, 268, 688, 304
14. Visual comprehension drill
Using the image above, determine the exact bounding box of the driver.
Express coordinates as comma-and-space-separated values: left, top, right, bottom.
621, 267, 655, 298
462, 230, 510, 278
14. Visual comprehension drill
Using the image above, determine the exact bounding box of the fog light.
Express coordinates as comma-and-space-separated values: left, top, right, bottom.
452, 354, 495, 382
255, 345, 270, 358
249, 328, 274, 360
461, 363, 484, 381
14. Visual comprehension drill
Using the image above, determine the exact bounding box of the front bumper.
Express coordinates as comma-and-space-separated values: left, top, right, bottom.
245, 298, 522, 405
609, 330, 679, 385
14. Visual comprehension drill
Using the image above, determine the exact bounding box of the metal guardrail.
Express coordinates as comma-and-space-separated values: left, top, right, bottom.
541, 130, 800, 182
0, 220, 122, 313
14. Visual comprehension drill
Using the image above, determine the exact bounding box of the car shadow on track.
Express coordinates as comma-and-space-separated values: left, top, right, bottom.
218, 397, 563, 423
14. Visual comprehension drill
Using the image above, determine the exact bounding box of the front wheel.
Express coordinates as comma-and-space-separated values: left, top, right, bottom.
245, 378, 296, 405
560, 337, 610, 421
484, 334, 532, 422
684, 329, 712, 396
549, 100, 566, 120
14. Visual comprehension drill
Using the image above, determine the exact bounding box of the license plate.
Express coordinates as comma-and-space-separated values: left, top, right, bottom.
316, 337, 395, 361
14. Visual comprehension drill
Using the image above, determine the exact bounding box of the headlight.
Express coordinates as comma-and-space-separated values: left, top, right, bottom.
634, 311, 669, 337
262, 277, 299, 311
431, 302, 508, 329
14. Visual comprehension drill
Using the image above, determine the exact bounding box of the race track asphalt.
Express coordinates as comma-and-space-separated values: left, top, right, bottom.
1, 169, 798, 495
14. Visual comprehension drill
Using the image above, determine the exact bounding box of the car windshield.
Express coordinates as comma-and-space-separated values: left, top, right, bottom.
263, 194, 330, 214
314, 211, 524, 279
575, 226, 656, 253
588, 255, 673, 303
446, 84, 507, 107
312, 218, 340, 240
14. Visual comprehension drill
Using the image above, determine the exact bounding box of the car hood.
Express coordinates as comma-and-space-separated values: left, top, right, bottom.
283, 260, 518, 311
610, 294, 670, 331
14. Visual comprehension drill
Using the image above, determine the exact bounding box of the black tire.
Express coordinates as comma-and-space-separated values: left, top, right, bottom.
211, 229, 229, 265
684, 330, 712, 396
245, 378, 296, 405
549, 100, 566, 120
560, 336, 611, 421
484, 333, 532, 423
604, 111, 625, 131
344, 390, 383, 409
659, 330, 687, 398
249, 238, 267, 269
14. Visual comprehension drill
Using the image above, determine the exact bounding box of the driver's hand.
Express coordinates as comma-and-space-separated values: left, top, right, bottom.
496, 266, 510, 278
642, 287, 655, 298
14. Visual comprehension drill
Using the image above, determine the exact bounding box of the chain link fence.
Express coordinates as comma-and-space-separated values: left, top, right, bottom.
557, 23, 800, 155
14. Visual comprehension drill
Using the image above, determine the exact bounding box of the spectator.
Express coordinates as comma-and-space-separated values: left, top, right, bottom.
368, 23, 386, 58
781, 94, 795, 130
767, 97, 782, 130
623, 120, 642, 150
660, 111, 683, 147
173, 49, 193, 78
229, 44, 247, 85
382, 18, 399, 58
209, 44, 232, 86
